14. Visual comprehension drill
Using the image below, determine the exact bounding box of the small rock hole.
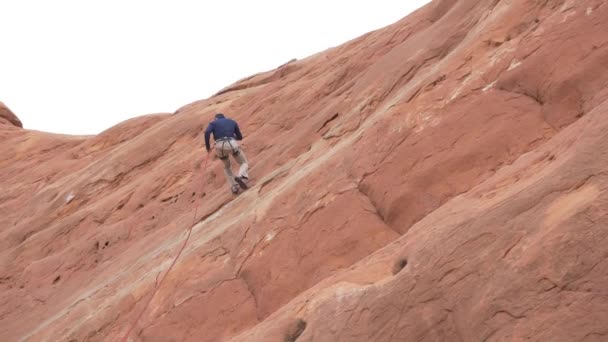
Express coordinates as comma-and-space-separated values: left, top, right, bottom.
285, 319, 307, 342
393, 258, 408, 275
192, 192, 196, 197
548, 155, 556, 161
53, 275, 61, 284
116, 203, 124, 210
104, 241, 110, 247
95, 241, 100, 250
137, 204, 144, 209
161, 196, 174, 203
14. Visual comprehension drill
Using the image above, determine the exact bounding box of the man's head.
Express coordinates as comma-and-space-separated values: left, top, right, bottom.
215, 113, 225, 120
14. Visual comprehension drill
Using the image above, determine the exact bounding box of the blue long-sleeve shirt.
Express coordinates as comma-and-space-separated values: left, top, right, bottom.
204, 117, 243, 151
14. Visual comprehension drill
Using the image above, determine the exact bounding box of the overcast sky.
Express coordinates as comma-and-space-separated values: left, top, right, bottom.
1, 1, 430, 135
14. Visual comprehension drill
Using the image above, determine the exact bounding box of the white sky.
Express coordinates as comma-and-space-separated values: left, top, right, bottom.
1, 0, 430, 135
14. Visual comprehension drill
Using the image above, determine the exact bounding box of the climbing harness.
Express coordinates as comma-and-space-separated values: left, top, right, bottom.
216, 137, 240, 160
120, 152, 211, 341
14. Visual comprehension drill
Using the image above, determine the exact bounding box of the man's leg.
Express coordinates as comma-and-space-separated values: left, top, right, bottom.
216, 143, 238, 188
234, 148, 249, 179
221, 157, 238, 187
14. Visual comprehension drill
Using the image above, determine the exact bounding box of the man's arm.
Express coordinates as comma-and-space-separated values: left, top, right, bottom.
204, 123, 213, 151
234, 122, 243, 141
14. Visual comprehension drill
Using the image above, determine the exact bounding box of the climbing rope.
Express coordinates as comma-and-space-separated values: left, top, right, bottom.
120, 152, 211, 341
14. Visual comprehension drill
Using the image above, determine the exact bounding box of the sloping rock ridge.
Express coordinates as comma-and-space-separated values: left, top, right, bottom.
0, 102, 23, 128
1, 0, 608, 341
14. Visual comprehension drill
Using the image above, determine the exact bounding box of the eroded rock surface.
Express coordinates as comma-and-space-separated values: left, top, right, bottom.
1, 0, 608, 341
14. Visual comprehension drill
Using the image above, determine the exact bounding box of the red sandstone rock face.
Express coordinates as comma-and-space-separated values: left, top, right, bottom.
2, 0, 608, 341
0, 102, 23, 128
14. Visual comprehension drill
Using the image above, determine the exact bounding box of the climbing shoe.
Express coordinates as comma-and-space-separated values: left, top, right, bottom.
231, 185, 240, 194
235, 176, 249, 190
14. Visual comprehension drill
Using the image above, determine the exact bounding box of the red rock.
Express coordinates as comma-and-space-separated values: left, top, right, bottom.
1, 0, 608, 341
0, 102, 23, 128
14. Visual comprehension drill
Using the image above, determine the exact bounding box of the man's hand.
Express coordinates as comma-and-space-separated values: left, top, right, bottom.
206, 147, 218, 160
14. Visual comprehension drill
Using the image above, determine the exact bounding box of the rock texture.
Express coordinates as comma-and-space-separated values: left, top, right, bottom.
0, 102, 23, 128
2, 0, 608, 341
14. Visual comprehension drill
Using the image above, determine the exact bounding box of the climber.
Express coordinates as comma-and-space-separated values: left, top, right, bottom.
204, 113, 249, 194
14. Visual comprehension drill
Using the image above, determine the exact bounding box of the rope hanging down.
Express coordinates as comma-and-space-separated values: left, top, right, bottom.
120, 152, 211, 341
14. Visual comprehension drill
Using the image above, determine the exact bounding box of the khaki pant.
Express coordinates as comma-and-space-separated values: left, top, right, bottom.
215, 138, 249, 187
